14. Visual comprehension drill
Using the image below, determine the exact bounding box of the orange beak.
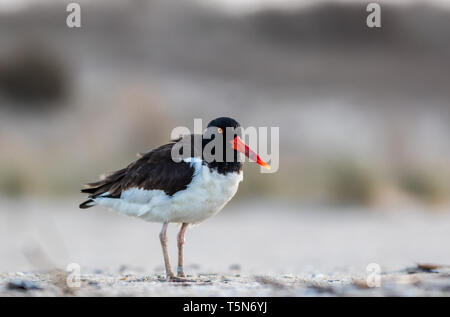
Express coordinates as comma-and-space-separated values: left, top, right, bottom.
230, 136, 270, 170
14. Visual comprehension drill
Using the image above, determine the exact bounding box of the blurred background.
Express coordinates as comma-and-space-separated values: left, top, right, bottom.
1, 0, 449, 275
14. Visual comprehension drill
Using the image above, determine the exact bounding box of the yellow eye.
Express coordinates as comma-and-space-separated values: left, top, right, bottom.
217, 128, 223, 134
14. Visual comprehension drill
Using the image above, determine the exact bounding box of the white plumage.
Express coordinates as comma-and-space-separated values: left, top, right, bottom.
92, 158, 243, 224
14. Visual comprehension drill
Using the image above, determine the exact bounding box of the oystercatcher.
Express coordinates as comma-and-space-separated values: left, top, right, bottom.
79, 117, 269, 279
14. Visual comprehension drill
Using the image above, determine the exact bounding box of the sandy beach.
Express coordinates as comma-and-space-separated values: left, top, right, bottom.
1, 198, 449, 296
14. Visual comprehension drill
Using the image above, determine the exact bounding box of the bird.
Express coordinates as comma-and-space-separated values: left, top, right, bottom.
79, 117, 270, 280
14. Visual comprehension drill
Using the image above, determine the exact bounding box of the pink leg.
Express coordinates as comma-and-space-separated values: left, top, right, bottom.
159, 221, 174, 279
177, 223, 189, 277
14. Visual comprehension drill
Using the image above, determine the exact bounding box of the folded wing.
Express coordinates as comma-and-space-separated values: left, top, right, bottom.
79, 143, 195, 209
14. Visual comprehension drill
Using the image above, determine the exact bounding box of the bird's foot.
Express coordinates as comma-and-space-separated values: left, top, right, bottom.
177, 266, 186, 278
168, 275, 184, 282
168, 275, 195, 283
166, 271, 195, 283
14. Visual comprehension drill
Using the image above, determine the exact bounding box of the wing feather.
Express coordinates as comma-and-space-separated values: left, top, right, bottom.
80, 142, 196, 208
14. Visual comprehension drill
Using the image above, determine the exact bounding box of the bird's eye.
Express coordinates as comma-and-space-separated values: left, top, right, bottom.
217, 128, 223, 134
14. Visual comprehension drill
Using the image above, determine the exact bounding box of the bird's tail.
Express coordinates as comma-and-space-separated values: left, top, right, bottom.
79, 168, 127, 209
79, 199, 96, 209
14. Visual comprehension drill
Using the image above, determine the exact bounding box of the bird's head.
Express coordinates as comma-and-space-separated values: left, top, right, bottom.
204, 117, 270, 170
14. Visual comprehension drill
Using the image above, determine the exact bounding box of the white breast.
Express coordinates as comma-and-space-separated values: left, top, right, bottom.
93, 158, 243, 224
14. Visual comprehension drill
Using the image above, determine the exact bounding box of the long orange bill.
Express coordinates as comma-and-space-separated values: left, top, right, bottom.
230, 136, 270, 170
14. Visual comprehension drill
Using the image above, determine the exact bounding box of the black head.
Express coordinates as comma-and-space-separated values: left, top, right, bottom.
203, 117, 242, 174
206, 117, 242, 146
201, 117, 270, 174
207, 117, 240, 133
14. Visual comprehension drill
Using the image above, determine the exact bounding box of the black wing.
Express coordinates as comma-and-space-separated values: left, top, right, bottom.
79, 142, 195, 209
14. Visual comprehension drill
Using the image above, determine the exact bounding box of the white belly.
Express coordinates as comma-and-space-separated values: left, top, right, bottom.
93, 158, 243, 224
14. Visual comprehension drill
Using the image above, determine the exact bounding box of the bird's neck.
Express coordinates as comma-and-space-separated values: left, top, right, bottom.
206, 160, 243, 175
200, 137, 243, 175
